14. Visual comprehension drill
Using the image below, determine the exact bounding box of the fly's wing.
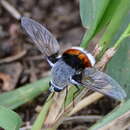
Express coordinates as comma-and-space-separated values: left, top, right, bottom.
21, 17, 60, 64
81, 68, 127, 100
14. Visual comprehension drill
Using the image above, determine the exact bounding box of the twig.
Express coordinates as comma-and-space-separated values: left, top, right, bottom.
26, 55, 43, 61
44, 91, 66, 128
69, 92, 104, 116
0, 0, 21, 20
0, 50, 27, 64
64, 115, 102, 122
95, 47, 116, 71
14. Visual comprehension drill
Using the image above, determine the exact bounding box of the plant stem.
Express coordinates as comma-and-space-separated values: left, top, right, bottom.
32, 94, 53, 130
80, 26, 95, 49
45, 127, 57, 130
69, 92, 103, 116
114, 24, 130, 49
90, 99, 130, 130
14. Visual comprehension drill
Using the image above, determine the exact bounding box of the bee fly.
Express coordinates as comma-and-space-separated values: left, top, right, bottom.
21, 17, 126, 100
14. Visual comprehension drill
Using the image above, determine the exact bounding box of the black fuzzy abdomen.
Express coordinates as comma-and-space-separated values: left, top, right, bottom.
62, 53, 85, 70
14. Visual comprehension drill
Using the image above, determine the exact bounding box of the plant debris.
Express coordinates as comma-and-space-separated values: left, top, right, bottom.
0, 0, 118, 129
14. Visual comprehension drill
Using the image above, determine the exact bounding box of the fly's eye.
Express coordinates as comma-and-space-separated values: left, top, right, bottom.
49, 81, 64, 92
49, 81, 51, 86
54, 87, 62, 92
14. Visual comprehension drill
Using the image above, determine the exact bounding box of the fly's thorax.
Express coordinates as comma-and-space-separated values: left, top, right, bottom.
51, 59, 76, 89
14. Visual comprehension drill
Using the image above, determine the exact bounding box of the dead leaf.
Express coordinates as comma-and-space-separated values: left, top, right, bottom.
0, 62, 22, 91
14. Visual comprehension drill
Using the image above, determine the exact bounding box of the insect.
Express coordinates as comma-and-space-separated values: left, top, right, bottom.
21, 17, 126, 100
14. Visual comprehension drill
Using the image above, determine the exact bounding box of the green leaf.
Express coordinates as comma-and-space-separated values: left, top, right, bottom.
98, 0, 130, 56
80, 0, 110, 28
94, 0, 121, 36
80, 0, 110, 48
90, 99, 130, 130
80, 0, 130, 51
106, 12, 130, 98
0, 77, 50, 109
32, 94, 53, 130
0, 106, 22, 130
90, 9, 130, 130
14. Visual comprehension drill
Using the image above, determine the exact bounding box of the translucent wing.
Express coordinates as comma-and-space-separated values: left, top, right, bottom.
21, 17, 60, 61
81, 68, 127, 100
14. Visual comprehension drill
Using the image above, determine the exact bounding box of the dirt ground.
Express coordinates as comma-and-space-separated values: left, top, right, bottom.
0, 0, 117, 129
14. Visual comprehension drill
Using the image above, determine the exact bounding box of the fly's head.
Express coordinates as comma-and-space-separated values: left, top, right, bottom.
49, 81, 65, 92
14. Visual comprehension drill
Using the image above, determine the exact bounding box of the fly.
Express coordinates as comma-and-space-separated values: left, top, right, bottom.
21, 17, 127, 100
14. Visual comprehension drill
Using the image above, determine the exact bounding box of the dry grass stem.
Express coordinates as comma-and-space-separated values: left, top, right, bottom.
95, 47, 116, 70
0, 50, 26, 64
100, 111, 130, 130
1, 0, 21, 20
64, 115, 102, 122
69, 92, 104, 116
44, 91, 66, 128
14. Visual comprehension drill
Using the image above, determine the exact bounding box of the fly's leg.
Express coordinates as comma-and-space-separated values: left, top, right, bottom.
73, 84, 80, 107
46, 91, 55, 102
69, 72, 82, 107
64, 86, 68, 112
46, 81, 55, 102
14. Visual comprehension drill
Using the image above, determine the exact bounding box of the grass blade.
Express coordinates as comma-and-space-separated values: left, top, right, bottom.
90, 99, 130, 130
0, 106, 22, 130
0, 77, 50, 109
80, 0, 110, 48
